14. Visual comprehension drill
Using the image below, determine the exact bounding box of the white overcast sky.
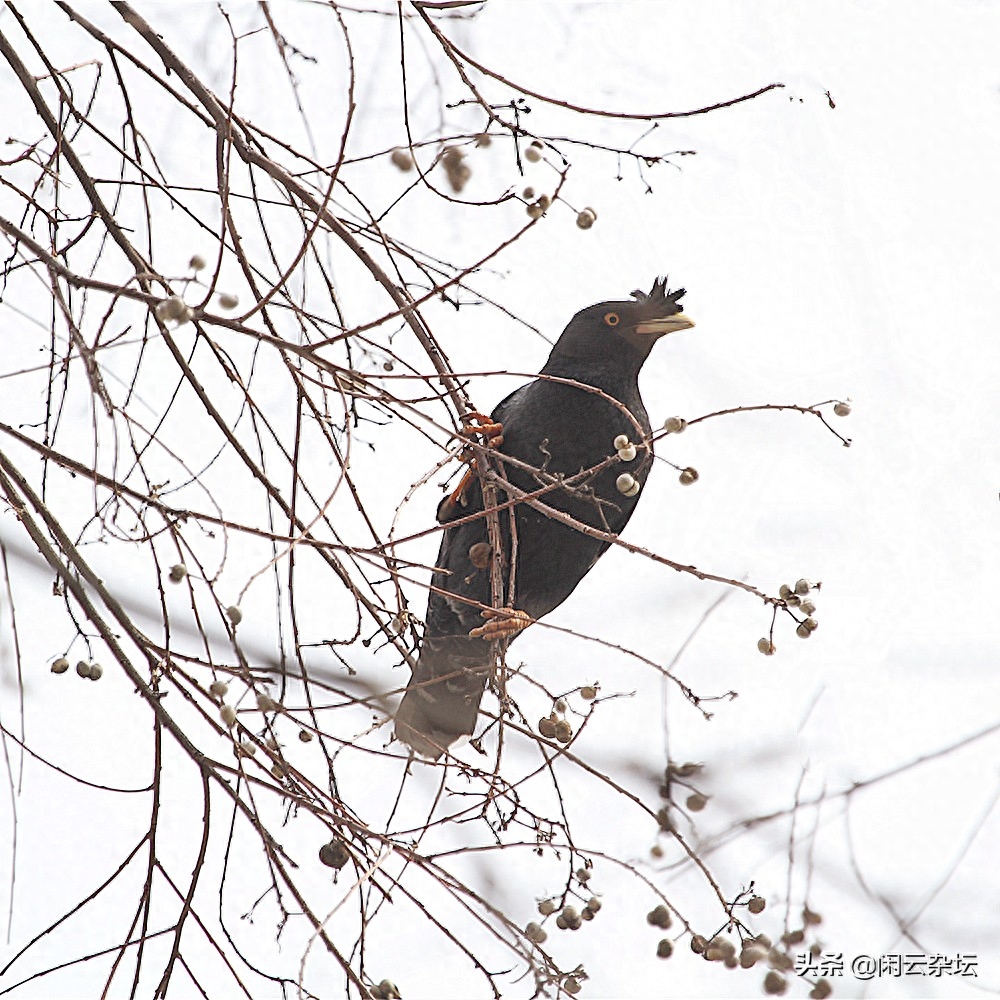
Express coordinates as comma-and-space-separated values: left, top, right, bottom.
1, 2, 999, 999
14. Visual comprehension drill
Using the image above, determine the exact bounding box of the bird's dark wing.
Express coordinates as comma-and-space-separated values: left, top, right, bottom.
394, 380, 649, 757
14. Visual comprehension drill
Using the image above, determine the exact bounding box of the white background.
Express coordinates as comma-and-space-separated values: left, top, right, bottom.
1, 2, 998, 998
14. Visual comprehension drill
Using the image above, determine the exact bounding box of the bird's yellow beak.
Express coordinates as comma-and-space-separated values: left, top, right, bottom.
635, 312, 695, 336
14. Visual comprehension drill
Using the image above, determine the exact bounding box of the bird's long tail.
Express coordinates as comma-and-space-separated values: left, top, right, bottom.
394, 636, 492, 758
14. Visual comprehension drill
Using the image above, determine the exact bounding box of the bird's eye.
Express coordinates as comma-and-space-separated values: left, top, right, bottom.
604, 312, 620, 327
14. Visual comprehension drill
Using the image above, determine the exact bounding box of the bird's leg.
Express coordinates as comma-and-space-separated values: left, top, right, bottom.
437, 413, 506, 523
469, 606, 532, 639
437, 466, 476, 523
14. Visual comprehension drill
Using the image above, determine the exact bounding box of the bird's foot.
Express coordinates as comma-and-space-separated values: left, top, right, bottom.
469, 606, 532, 640
461, 411, 504, 449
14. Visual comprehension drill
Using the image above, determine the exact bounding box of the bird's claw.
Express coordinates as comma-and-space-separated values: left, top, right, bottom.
469, 607, 532, 640
461, 411, 504, 449
437, 413, 505, 523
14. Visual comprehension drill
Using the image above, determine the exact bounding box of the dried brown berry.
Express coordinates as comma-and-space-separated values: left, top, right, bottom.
524, 921, 547, 944
671, 761, 702, 778
441, 146, 471, 192
538, 716, 557, 738
740, 943, 768, 968
763, 970, 788, 995
390, 148, 413, 172
319, 840, 350, 869
468, 542, 492, 569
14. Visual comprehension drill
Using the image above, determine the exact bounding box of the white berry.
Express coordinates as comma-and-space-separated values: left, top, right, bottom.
155, 295, 188, 321
616, 473, 639, 496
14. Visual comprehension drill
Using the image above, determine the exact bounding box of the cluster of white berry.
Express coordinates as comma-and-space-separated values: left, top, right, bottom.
390, 133, 599, 229
758, 579, 820, 655
152, 253, 239, 328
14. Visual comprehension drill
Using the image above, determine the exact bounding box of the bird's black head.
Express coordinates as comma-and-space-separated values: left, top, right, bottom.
541, 278, 693, 379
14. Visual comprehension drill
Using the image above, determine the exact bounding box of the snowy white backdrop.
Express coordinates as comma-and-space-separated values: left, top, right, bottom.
0, 2, 998, 998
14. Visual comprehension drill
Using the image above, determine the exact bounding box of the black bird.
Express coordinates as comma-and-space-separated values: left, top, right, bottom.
394, 278, 693, 757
